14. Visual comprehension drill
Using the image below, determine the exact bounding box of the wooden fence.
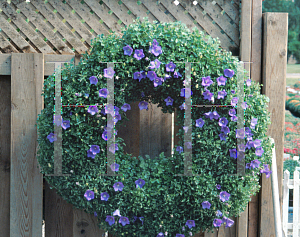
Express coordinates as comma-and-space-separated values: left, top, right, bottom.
282, 168, 300, 237
0, 0, 288, 236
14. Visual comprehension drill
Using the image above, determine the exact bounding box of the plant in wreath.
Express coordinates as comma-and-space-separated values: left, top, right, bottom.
36, 18, 274, 237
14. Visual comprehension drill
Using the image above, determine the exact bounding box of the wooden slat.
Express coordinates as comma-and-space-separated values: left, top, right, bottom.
50, 0, 94, 46
215, 0, 239, 26
30, 0, 88, 54
236, 207, 248, 237
182, 2, 234, 52
0, 75, 11, 237
205, 229, 218, 237
260, 12, 288, 237
140, 102, 172, 159
196, 1, 239, 46
248, 194, 259, 237
282, 170, 290, 236
102, 0, 135, 26
0, 33, 18, 53
121, 0, 157, 23
0, 54, 11, 75
84, 0, 123, 34
293, 170, 299, 236
218, 217, 236, 236
0, 2, 54, 54
250, 0, 262, 85
12, 0, 74, 54
66, 0, 111, 36
10, 53, 43, 237
0, 14, 36, 53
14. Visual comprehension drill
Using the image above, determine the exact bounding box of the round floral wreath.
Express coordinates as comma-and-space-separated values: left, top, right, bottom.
36, 19, 274, 237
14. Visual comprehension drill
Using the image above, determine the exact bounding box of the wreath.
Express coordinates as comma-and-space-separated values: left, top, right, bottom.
36, 18, 274, 237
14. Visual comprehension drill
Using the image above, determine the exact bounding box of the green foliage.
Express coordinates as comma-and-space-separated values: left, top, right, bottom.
36, 18, 274, 236
284, 159, 300, 179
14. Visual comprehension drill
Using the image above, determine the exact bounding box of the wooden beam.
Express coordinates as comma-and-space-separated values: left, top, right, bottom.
260, 12, 288, 237
10, 53, 43, 237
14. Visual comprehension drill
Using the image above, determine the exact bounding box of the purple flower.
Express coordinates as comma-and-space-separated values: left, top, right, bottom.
185, 142, 192, 149
123, 45, 133, 56
253, 139, 262, 148
89, 76, 98, 85
216, 210, 222, 217
134, 49, 145, 60
229, 109, 236, 116
219, 191, 230, 202
147, 71, 157, 81
141, 92, 145, 97
216, 75, 227, 86
99, 88, 109, 98
212, 111, 220, 120
151, 45, 162, 56
241, 102, 248, 110
176, 146, 183, 153
216, 184, 221, 189
113, 209, 121, 217
102, 131, 112, 141
185, 220, 195, 229
88, 106, 98, 115
245, 127, 253, 137
203, 89, 214, 101
213, 219, 223, 227
255, 147, 264, 157
105, 104, 120, 116
135, 178, 145, 188
53, 115, 62, 126
166, 62, 176, 72
174, 71, 182, 78
149, 59, 161, 69
84, 190, 94, 201
119, 216, 130, 226
180, 88, 193, 98
101, 192, 110, 201
202, 201, 211, 209
138, 101, 148, 110
94, 212, 97, 217
133, 71, 144, 82
204, 112, 214, 120
222, 217, 235, 228
246, 140, 254, 150
87, 150, 96, 159
110, 163, 120, 171
251, 118, 258, 126
154, 77, 163, 87
164, 74, 171, 80
179, 103, 186, 110
236, 128, 245, 139
121, 103, 131, 112
104, 67, 115, 79
246, 78, 251, 86
231, 90, 235, 94
113, 182, 124, 191
105, 216, 115, 226
250, 159, 261, 169
195, 118, 205, 128
109, 143, 119, 154
90, 145, 100, 155
231, 115, 238, 122
60, 119, 70, 130
231, 97, 239, 106
229, 149, 237, 159
260, 164, 272, 178
238, 144, 246, 152
219, 117, 228, 127
219, 133, 227, 141
224, 69, 235, 78
176, 234, 184, 237
202, 76, 213, 87
157, 233, 164, 237
164, 96, 174, 106
47, 132, 57, 143
221, 126, 230, 134
217, 90, 227, 99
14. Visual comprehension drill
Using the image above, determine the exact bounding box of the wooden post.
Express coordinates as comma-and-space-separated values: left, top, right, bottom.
10, 53, 44, 237
260, 12, 288, 236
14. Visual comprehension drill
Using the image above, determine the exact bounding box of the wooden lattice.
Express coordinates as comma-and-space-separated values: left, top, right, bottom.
0, 0, 240, 55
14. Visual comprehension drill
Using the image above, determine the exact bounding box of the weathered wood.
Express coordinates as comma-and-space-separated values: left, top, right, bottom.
30, 0, 88, 54
215, 0, 239, 26
0, 2, 54, 54
236, 207, 248, 237
260, 12, 288, 237
121, 0, 157, 23
50, 0, 95, 46
66, 0, 111, 36
0, 75, 11, 237
282, 170, 289, 236
10, 53, 43, 237
250, 0, 262, 85
12, 0, 74, 54
204, 229, 218, 237
0, 54, 11, 75
293, 170, 299, 236
0, 33, 18, 53
248, 194, 259, 237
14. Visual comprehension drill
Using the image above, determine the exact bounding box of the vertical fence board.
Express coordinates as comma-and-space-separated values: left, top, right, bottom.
248, 194, 259, 237
10, 53, 43, 237
0, 75, 11, 237
282, 170, 289, 236
260, 12, 288, 237
293, 170, 299, 237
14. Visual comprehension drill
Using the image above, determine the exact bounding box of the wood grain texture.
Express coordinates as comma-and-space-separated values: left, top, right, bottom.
12, 0, 74, 54
204, 229, 218, 237
250, 0, 262, 85
0, 54, 11, 75
0, 75, 11, 237
0, 33, 18, 53
10, 53, 43, 237
0, 2, 54, 54
248, 194, 259, 237
260, 12, 288, 237
30, 0, 88, 54
236, 206, 248, 237
121, 0, 157, 23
